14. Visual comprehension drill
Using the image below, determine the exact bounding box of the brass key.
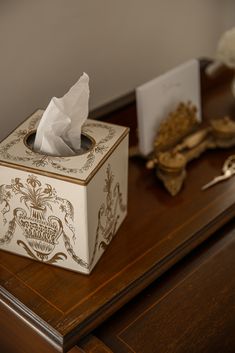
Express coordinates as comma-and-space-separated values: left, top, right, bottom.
202, 155, 235, 190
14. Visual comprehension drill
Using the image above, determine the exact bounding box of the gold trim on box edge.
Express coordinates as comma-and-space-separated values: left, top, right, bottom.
0, 128, 129, 186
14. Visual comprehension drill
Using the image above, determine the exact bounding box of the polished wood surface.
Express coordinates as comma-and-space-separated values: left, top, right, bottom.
79, 334, 113, 353
1, 62, 235, 352
92, 219, 235, 353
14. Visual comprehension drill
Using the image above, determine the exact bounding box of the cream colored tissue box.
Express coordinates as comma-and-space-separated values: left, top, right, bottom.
0, 110, 129, 274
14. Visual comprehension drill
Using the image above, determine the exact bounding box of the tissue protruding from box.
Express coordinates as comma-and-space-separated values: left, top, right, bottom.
34, 72, 90, 156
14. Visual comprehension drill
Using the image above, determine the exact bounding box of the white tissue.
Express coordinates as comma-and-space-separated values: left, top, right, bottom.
34, 72, 90, 156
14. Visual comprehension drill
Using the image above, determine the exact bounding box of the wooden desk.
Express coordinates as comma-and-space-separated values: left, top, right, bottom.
1, 62, 235, 353
87, 220, 235, 353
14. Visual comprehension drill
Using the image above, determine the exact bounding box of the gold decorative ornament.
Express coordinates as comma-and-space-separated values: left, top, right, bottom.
147, 102, 235, 196
154, 101, 199, 152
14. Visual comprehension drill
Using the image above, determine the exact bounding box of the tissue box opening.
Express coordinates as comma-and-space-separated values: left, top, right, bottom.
24, 130, 95, 157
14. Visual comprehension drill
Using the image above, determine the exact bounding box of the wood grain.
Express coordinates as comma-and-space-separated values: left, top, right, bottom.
1, 62, 235, 352
93, 219, 235, 353
79, 335, 114, 353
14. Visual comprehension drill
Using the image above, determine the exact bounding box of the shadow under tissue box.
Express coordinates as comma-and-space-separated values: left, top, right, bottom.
0, 110, 129, 274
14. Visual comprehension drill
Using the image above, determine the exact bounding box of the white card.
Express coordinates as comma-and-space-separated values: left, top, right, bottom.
136, 59, 201, 156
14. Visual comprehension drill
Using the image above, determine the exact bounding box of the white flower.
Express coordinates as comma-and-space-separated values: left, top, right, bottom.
216, 27, 235, 68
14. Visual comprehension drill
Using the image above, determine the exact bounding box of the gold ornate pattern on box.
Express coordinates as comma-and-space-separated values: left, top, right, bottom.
0, 110, 128, 185
0, 174, 88, 267
89, 164, 127, 267
0, 164, 126, 270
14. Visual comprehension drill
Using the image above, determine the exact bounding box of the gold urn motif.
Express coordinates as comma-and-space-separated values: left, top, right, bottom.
0, 175, 69, 263
15, 205, 63, 261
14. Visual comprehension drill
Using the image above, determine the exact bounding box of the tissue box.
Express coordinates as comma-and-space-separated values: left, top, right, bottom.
0, 110, 129, 274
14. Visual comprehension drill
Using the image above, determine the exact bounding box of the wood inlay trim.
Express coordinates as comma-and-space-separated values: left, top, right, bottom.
116, 334, 137, 353
116, 230, 235, 343
0, 262, 64, 314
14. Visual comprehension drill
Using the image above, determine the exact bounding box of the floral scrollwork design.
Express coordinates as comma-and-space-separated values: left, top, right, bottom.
0, 174, 88, 268
0, 118, 116, 176
89, 164, 126, 268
